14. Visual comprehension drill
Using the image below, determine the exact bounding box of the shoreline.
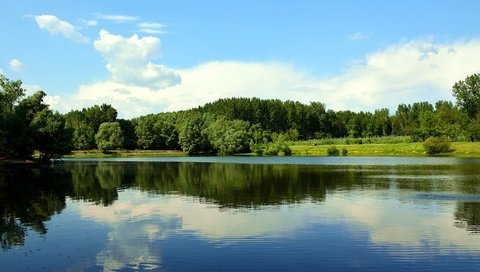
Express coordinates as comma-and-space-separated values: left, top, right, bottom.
61, 142, 480, 158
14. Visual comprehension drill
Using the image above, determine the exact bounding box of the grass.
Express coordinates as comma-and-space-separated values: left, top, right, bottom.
289, 141, 480, 157
65, 149, 186, 158
62, 140, 480, 158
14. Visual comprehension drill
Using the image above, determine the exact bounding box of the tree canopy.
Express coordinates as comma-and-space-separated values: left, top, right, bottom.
1, 73, 480, 159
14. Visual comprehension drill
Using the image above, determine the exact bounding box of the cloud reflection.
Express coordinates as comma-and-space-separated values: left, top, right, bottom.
75, 188, 480, 270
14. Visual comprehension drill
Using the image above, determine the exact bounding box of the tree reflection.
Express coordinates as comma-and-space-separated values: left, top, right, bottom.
69, 162, 122, 206
455, 202, 480, 234
133, 162, 363, 208
3, 160, 480, 251
0, 165, 70, 250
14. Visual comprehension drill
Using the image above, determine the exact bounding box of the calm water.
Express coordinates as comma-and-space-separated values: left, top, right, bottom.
1, 156, 480, 271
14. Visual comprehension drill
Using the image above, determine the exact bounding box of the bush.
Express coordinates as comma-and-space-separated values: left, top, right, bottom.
423, 136, 452, 154
327, 146, 340, 156
342, 147, 348, 156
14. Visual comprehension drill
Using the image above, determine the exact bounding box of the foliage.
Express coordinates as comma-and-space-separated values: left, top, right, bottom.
423, 136, 452, 154
327, 146, 340, 156
206, 118, 251, 155
134, 116, 179, 150
95, 122, 124, 152
30, 108, 73, 161
178, 114, 212, 155
342, 147, 348, 156
72, 122, 96, 150
452, 73, 480, 119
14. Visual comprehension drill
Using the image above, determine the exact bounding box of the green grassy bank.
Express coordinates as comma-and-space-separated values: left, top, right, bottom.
289, 142, 480, 157
64, 149, 186, 158
60, 142, 480, 158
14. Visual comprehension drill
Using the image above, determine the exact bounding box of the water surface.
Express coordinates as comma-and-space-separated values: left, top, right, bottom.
1, 157, 480, 271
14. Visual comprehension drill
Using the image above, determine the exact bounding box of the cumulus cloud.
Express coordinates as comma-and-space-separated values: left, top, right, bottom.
315, 39, 480, 111
9, 59, 24, 72
93, 30, 180, 89
56, 37, 480, 118
35, 15, 89, 43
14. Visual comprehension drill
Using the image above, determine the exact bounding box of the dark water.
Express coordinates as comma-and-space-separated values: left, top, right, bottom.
1, 157, 480, 271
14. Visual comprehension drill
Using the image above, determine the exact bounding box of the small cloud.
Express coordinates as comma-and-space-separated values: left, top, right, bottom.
80, 19, 98, 27
35, 15, 89, 43
138, 22, 166, 34
348, 32, 372, 41
9, 59, 25, 72
96, 13, 138, 23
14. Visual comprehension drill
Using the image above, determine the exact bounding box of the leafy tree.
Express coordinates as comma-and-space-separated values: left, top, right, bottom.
452, 73, 480, 119
178, 114, 212, 155
206, 118, 251, 155
433, 101, 466, 140
83, 104, 117, 132
467, 114, 480, 141
95, 122, 124, 152
30, 108, 73, 161
118, 119, 136, 150
9, 91, 50, 157
72, 122, 96, 150
0, 75, 26, 156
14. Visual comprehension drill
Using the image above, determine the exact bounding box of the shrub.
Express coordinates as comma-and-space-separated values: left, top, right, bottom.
342, 147, 348, 156
423, 136, 452, 154
327, 146, 340, 156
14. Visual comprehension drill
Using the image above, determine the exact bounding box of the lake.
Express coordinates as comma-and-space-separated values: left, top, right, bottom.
1, 156, 480, 271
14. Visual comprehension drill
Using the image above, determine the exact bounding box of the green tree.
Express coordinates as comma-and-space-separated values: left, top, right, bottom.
30, 109, 73, 161
178, 114, 212, 155
467, 114, 480, 141
118, 119, 136, 150
95, 122, 124, 152
83, 104, 118, 132
206, 118, 251, 155
452, 73, 480, 119
5, 91, 50, 158
72, 122, 96, 150
0, 75, 26, 156
433, 101, 466, 140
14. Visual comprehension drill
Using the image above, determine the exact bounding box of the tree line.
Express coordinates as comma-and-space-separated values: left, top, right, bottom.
1, 74, 480, 159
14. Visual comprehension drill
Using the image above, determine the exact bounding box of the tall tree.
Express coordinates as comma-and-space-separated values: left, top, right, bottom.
452, 73, 480, 119
30, 108, 73, 161
95, 122, 124, 152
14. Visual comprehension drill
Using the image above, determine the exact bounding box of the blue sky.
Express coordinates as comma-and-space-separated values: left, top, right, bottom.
1, 1, 480, 118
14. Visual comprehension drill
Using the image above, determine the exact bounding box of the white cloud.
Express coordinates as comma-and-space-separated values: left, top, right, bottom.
96, 13, 138, 23
138, 22, 166, 34
93, 30, 180, 89
52, 38, 480, 118
35, 15, 89, 43
80, 19, 98, 27
9, 59, 24, 72
314, 39, 480, 111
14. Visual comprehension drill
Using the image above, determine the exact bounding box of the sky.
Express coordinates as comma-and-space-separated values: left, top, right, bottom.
1, 0, 480, 118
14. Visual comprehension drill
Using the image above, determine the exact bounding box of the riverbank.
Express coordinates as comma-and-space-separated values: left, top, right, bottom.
289, 141, 480, 157
60, 142, 480, 158
64, 149, 186, 158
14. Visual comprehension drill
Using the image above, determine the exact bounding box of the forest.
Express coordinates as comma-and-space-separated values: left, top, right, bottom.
1, 73, 480, 161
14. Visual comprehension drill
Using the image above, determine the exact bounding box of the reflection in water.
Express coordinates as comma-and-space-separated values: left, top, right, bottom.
1, 159, 480, 271
455, 202, 480, 233
0, 165, 69, 250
